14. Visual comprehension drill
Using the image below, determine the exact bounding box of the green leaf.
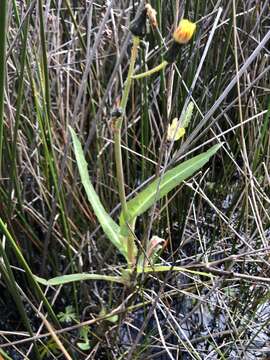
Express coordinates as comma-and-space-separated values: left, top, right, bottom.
57, 305, 77, 323
123, 143, 222, 221
77, 342, 91, 351
79, 325, 90, 339
40, 339, 60, 359
69, 126, 128, 259
34, 273, 127, 286
77, 325, 91, 350
137, 265, 214, 278
99, 307, 119, 323
122, 265, 214, 280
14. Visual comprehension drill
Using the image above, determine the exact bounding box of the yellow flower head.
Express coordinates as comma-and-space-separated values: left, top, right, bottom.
167, 118, 185, 142
173, 19, 196, 44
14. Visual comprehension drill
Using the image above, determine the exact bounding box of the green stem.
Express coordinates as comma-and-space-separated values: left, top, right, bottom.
0, 218, 60, 327
114, 36, 140, 264
0, 244, 41, 359
0, 0, 7, 176
132, 60, 168, 79
10, 0, 30, 213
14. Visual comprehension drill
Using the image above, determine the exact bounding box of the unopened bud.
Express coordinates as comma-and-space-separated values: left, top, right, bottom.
129, 8, 147, 38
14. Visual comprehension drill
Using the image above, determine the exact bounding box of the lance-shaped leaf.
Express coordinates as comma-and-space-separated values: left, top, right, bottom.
123, 143, 222, 221
69, 126, 128, 260
34, 273, 126, 286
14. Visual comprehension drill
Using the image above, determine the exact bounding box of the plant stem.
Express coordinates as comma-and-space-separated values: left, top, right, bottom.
0, 0, 7, 176
132, 60, 168, 79
114, 36, 140, 263
114, 36, 140, 217
0, 218, 60, 327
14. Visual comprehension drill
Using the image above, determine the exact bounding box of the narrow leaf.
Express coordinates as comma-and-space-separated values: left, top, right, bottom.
34, 273, 126, 286
0, 0, 7, 173
125, 144, 222, 220
138, 266, 214, 278
69, 126, 128, 259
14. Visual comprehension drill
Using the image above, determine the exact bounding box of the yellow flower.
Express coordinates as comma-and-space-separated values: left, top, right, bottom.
167, 118, 185, 142
173, 19, 196, 44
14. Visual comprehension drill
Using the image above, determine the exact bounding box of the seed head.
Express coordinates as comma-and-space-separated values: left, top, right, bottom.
145, 4, 158, 28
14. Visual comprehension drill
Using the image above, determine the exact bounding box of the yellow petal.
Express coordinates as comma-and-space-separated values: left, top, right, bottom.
173, 19, 196, 44
167, 118, 186, 141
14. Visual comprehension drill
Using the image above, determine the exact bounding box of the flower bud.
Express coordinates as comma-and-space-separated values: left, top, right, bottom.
164, 19, 196, 63
180, 101, 194, 128
129, 8, 147, 38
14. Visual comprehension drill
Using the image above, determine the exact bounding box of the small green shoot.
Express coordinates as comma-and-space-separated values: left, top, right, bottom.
77, 325, 91, 351
57, 305, 77, 323
39, 340, 60, 360
100, 307, 119, 324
